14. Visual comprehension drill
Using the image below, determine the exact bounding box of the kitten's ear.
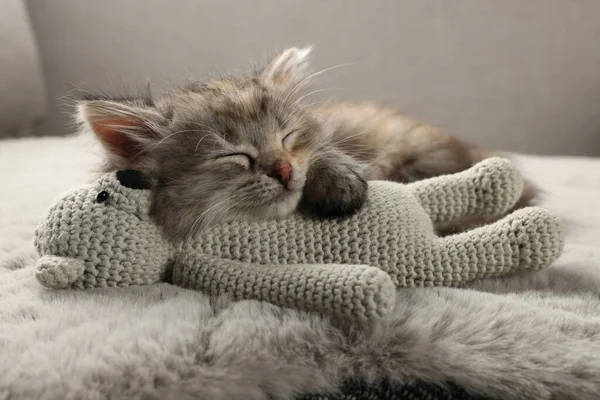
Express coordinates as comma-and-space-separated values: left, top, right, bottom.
260, 46, 313, 87
77, 99, 166, 171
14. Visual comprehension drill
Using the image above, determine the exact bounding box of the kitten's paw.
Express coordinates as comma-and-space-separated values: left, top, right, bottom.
302, 161, 368, 218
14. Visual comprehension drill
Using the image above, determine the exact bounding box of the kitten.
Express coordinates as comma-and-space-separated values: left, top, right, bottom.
77, 46, 536, 240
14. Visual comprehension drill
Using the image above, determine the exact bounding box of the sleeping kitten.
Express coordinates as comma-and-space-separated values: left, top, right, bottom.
77, 46, 536, 240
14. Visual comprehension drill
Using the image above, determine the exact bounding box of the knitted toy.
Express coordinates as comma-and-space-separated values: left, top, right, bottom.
34, 157, 565, 321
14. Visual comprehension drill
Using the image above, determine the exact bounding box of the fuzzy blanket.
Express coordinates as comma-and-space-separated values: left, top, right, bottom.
2, 134, 600, 400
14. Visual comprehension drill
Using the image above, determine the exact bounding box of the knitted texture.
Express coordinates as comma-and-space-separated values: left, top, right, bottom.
410, 156, 524, 224
33, 157, 565, 321
173, 256, 396, 320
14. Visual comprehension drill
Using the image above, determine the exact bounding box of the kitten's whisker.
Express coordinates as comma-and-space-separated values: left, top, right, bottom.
289, 62, 356, 94
131, 129, 219, 162
194, 134, 211, 153
308, 136, 338, 153
329, 142, 375, 152
292, 88, 342, 106
281, 62, 356, 105
222, 197, 250, 218
169, 118, 220, 133
185, 195, 230, 237
203, 195, 250, 230
331, 130, 372, 145
295, 101, 320, 110
151, 129, 197, 149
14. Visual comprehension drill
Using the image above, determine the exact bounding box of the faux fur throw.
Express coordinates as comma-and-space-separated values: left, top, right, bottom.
33, 157, 564, 321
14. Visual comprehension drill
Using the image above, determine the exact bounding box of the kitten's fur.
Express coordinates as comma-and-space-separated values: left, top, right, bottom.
77, 46, 536, 240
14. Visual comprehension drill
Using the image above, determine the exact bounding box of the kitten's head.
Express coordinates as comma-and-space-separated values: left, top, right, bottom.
78, 47, 333, 239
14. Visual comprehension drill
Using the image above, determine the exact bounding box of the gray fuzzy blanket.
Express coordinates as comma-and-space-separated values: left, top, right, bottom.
2, 135, 600, 400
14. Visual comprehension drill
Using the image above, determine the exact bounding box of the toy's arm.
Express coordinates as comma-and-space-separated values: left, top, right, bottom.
36, 255, 85, 289
171, 253, 396, 321
407, 157, 524, 224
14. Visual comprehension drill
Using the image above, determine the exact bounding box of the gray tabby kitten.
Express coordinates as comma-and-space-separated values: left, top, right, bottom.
78, 47, 536, 240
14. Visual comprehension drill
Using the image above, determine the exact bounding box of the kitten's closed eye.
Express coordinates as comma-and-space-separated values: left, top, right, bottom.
282, 129, 300, 150
214, 153, 254, 168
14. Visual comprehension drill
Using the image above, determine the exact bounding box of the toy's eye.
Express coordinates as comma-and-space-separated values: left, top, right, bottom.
96, 191, 109, 203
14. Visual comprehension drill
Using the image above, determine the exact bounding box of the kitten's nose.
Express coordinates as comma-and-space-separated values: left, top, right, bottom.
267, 160, 293, 188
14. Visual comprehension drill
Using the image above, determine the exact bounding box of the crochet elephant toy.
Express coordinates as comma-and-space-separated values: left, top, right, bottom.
34, 157, 565, 321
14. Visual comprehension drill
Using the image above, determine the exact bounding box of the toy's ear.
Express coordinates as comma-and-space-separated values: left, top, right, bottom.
116, 170, 152, 190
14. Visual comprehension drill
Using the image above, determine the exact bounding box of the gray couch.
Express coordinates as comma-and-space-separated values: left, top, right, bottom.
3, 0, 600, 156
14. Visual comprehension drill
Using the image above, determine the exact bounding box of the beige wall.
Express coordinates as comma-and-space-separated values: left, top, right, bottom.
27, 0, 600, 156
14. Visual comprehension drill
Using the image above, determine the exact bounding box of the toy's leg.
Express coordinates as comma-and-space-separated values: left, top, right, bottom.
433, 207, 564, 284
407, 157, 524, 225
171, 254, 396, 322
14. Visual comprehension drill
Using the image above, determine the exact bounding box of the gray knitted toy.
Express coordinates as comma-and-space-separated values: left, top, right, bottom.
34, 157, 564, 321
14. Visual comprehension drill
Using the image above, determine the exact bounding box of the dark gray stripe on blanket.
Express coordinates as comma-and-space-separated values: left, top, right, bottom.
297, 379, 496, 400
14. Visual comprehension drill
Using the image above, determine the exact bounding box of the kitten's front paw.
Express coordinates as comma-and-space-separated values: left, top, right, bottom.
302, 160, 368, 218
